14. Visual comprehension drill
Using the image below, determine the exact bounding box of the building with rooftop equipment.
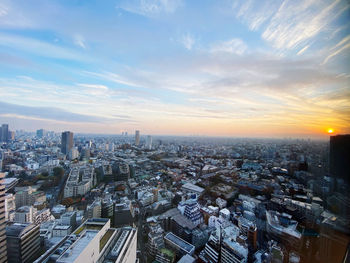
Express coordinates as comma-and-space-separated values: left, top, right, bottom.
34, 218, 137, 263
266, 210, 301, 248
164, 232, 195, 257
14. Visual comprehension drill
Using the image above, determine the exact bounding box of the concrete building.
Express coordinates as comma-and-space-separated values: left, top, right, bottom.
5, 193, 15, 221
135, 130, 140, 146
64, 167, 94, 198
69, 147, 79, 160
0, 173, 7, 263
60, 211, 77, 230
164, 232, 195, 256
330, 134, 350, 187
221, 237, 248, 263
87, 199, 102, 219
146, 135, 152, 150
0, 124, 8, 142
35, 218, 137, 263
36, 129, 46, 138
6, 222, 40, 263
14, 206, 35, 223
61, 131, 74, 155
182, 197, 203, 227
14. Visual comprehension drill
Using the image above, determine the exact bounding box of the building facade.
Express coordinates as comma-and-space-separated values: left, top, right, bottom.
61, 131, 74, 155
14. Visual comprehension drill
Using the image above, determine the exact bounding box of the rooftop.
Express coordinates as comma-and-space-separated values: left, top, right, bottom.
164, 232, 195, 254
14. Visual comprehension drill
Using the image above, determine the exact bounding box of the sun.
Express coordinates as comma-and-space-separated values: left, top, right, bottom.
328, 128, 334, 134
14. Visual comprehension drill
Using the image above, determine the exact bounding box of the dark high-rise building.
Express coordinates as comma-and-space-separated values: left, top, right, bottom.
6, 222, 40, 263
0, 124, 8, 142
330, 134, 350, 186
0, 173, 7, 263
61, 131, 74, 155
36, 129, 45, 138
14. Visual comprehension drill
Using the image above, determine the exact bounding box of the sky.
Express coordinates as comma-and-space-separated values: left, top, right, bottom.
0, 0, 349, 138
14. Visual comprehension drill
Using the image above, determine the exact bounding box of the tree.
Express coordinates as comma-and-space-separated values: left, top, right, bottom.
19, 171, 27, 180
53, 167, 64, 177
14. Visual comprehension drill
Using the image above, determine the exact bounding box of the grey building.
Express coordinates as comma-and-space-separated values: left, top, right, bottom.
330, 134, 350, 187
135, 130, 140, 146
61, 131, 73, 155
6, 222, 40, 263
36, 129, 45, 138
0, 124, 8, 142
0, 173, 7, 263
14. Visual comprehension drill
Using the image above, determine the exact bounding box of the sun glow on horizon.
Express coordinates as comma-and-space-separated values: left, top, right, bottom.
328, 128, 334, 134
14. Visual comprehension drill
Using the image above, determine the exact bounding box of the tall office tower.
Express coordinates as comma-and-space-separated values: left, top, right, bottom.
146, 135, 152, 150
61, 131, 74, 155
6, 222, 40, 263
0, 124, 8, 142
36, 129, 45, 138
8, 131, 15, 141
135, 130, 140, 146
330, 134, 350, 186
0, 173, 7, 263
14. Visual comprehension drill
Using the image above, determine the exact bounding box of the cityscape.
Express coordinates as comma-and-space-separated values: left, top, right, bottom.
0, 126, 349, 263
1, 0, 350, 263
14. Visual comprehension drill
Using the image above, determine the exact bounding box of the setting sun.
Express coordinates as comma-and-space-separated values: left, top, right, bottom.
328, 128, 334, 134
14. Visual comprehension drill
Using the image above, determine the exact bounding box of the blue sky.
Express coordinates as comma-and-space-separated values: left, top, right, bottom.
0, 0, 349, 137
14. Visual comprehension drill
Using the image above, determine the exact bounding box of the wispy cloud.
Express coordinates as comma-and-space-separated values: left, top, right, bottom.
73, 34, 86, 49
262, 0, 346, 50
0, 101, 116, 123
322, 34, 350, 64
180, 33, 195, 50
296, 44, 310, 55
0, 33, 86, 61
77, 83, 108, 90
117, 0, 182, 17
210, 38, 247, 55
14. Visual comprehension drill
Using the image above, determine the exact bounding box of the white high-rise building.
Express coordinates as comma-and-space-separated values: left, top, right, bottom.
135, 130, 140, 146
146, 135, 152, 150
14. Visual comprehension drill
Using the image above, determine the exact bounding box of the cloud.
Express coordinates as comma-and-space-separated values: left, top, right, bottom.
322, 34, 350, 64
117, 0, 182, 17
0, 33, 86, 61
232, 0, 349, 53
180, 33, 195, 50
0, 101, 116, 123
77, 83, 108, 90
296, 44, 310, 55
262, 0, 346, 50
210, 38, 247, 55
233, 0, 280, 31
84, 71, 142, 88
73, 34, 86, 49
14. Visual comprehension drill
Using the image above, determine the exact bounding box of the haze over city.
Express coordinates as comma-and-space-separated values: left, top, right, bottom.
0, 0, 350, 138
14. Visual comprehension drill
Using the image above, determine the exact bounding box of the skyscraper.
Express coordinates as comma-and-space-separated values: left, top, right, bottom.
0, 124, 8, 143
146, 135, 152, 150
330, 134, 350, 186
135, 130, 140, 146
61, 131, 74, 155
36, 129, 45, 138
0, 173, 7, 263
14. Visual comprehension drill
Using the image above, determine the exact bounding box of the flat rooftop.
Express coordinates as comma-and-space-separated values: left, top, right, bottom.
57, 230, 98, 262
164, 232, 195, 254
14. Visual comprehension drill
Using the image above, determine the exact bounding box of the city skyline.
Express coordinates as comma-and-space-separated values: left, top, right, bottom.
0, 0, 349, 138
